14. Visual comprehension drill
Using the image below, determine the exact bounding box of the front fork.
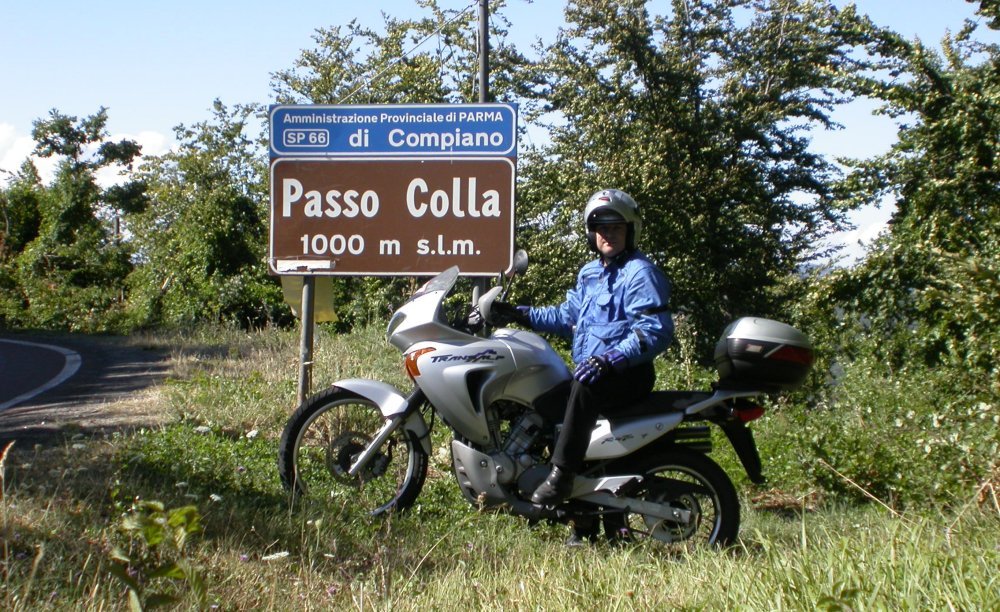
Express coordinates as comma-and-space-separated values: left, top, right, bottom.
347, 415, 406, 478
337, 385, 430, 478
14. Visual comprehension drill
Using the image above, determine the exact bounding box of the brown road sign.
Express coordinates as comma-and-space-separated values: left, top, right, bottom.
269, 157, 515, 276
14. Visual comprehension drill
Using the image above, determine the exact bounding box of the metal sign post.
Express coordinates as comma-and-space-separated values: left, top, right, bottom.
297, 277, 314, 405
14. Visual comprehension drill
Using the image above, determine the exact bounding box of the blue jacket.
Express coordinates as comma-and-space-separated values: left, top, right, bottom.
527, 251, 673, 366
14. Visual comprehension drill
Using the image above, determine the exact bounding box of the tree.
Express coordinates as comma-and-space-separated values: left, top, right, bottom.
271, 0, 532, 107
126, 101, 286, 328
516, 0, 874, 352
5, 108, 144, 331
0, 161, 44, 257
0, 162, 45, 327
822, 5, 999, 378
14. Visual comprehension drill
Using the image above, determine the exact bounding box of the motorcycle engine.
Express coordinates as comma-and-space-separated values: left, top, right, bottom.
502, 410, 552, 499
453, 404, 552, 505
502, 411, 545, 468
486, 402, 548, 467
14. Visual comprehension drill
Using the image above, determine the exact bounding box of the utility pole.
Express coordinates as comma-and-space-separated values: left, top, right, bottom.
479, 0, 490, 104
475, 0, 491, 303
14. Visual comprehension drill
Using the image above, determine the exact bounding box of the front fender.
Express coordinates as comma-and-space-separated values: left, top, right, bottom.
333, 378, 431, 454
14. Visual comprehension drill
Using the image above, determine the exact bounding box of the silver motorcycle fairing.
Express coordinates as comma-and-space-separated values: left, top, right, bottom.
584, 411, 685, 460
492, 328, 571, 404
386, 267, 472, 352
386, 267, 570, 447
581, 388, 756, 461
410, 338, 516, 445
410, 329, 570, 446
334, 378, 431, 454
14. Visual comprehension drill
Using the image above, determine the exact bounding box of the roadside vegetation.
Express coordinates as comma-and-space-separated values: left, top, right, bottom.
1, 324, 997, 610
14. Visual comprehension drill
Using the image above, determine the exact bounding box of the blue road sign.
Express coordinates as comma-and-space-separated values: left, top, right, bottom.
270, 103, 517, 158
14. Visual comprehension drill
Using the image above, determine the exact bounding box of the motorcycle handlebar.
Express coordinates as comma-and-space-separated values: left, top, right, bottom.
478, 287, 529, 328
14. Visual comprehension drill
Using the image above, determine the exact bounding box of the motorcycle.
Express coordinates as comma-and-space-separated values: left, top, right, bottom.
278, 251, 813, 547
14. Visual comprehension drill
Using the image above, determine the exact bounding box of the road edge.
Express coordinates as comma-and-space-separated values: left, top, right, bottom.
0, 338, 82, 413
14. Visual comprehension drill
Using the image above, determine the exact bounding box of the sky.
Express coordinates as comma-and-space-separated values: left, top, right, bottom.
1, 0, 996, 264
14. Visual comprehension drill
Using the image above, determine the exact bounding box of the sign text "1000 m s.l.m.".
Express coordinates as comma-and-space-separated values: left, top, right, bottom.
268, 158, 514, 276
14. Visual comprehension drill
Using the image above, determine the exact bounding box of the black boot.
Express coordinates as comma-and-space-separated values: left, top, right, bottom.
531, 465, 575, 505
566, 517, 599, 547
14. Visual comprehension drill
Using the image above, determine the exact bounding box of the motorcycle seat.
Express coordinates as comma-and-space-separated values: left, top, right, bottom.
610, 390, 713, 420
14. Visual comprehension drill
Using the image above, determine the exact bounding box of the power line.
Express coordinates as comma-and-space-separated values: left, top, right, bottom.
337, 1, 480, 104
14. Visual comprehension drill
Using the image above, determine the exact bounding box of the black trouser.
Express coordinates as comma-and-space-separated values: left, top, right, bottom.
539, 362, 656, 473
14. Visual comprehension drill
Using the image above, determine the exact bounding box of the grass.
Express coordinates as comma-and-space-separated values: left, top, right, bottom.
1, 324, 998, 610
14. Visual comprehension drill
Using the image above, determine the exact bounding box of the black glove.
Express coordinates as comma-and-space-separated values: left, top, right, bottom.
573, 349, 628, 385
491, 301, 531, 327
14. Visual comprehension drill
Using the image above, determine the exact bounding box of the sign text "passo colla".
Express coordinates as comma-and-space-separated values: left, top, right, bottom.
279, 176, 502, 219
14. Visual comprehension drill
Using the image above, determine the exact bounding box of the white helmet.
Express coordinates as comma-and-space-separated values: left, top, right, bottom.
583, 189, 642, 252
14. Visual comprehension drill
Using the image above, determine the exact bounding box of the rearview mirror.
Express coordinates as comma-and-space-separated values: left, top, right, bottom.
508, 249, 529, 279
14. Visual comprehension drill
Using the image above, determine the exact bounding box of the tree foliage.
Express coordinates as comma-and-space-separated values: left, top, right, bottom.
813, 8, 1000, 382
516, 0, 873, 351
124, 101, 287, 329
0, 161, 43, 257
0, 108, 144, 331
777, 3, 1000, 501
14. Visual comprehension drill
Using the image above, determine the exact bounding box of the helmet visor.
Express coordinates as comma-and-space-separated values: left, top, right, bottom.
587, 208, 626, 229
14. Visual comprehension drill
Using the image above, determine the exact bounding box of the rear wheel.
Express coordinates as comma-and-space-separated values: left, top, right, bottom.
278, 386, 428, 516
617, 451, 739, 548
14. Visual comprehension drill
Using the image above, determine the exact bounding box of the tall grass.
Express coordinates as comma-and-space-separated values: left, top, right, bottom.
1, 324, 997, 609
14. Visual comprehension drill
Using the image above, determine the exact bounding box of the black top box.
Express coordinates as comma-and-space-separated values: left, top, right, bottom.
714, 317, 814, 392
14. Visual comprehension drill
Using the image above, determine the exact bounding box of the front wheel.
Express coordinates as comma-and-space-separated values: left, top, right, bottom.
615, 451, 740, 548
278, 386, 429, 516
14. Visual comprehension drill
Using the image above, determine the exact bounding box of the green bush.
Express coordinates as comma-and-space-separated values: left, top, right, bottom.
760, 356, 999, 507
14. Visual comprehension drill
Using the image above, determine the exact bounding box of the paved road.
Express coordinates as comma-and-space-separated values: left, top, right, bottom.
0, 338, 81, 412
0, 333, 171, 444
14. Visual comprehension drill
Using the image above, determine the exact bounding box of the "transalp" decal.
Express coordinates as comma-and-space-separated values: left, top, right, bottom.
430, 349, 506, 364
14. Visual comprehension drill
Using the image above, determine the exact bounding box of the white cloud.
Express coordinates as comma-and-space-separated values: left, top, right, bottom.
1, 124, 175, 187
825, 202, 895, 266
0, 122, 48, 183
130, 130, 173, 157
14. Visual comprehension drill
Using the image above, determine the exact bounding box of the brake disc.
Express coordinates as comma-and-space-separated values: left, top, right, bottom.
325, 431, 370, 486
